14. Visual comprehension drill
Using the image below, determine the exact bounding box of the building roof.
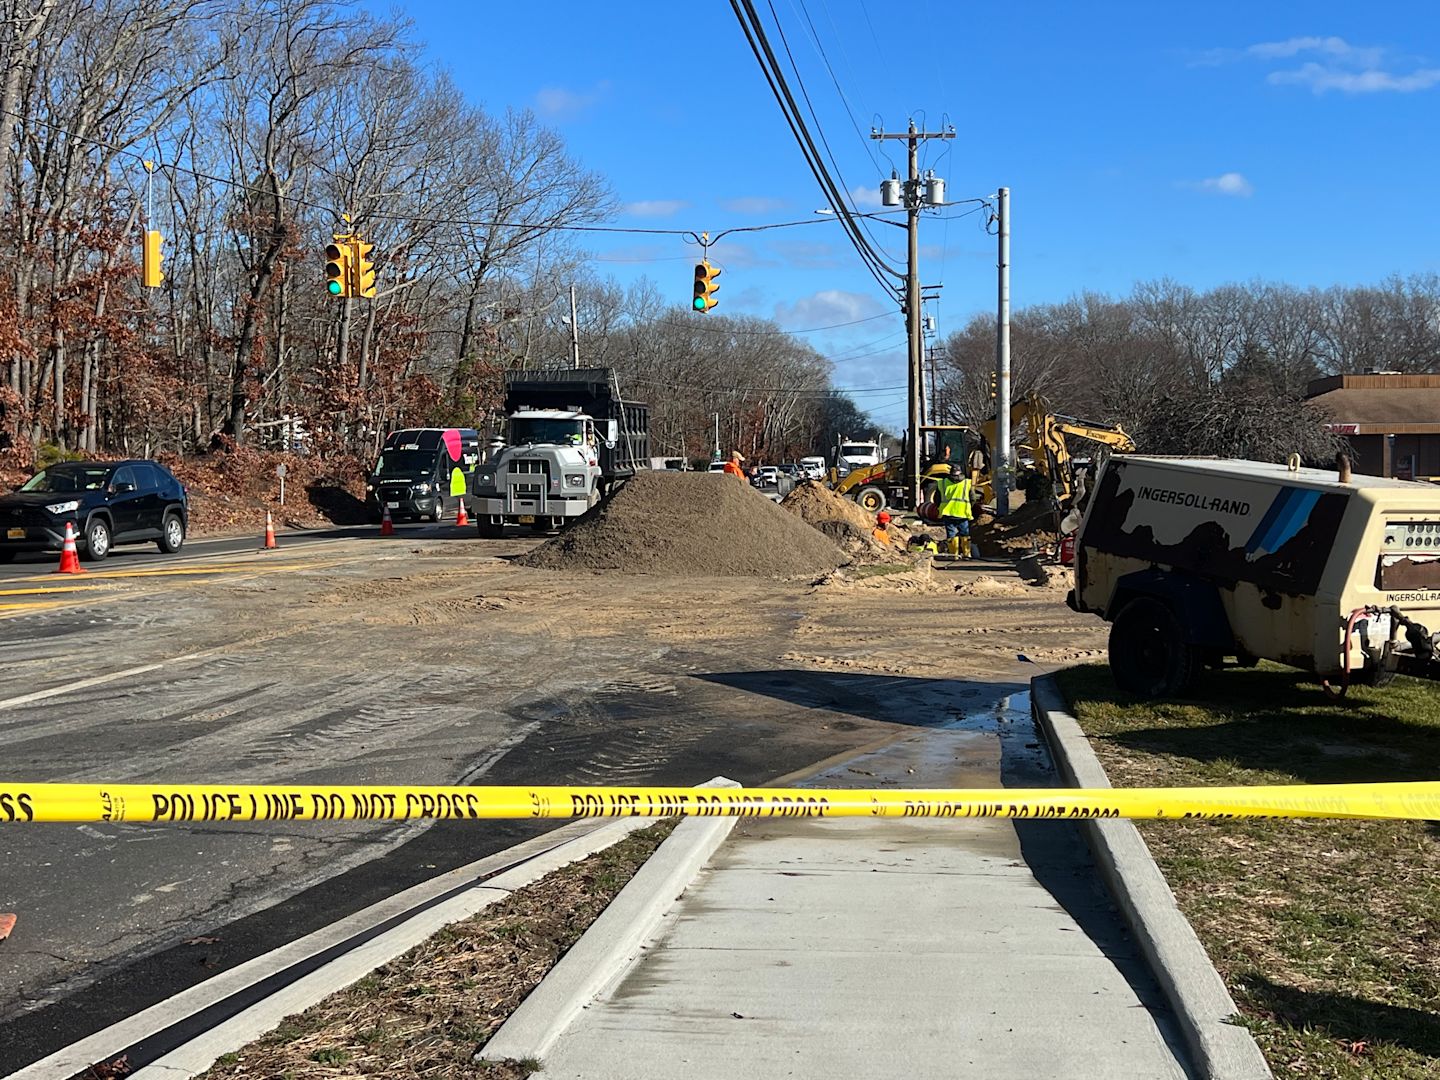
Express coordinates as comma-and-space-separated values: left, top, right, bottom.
1305, 374, 1440, 432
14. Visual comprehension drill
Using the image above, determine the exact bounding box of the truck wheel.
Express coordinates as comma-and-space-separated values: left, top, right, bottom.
1109, 597, 1202, 698
854, 486, 887, 513
1356, 660, 1398, 688
476, 521, 504, 539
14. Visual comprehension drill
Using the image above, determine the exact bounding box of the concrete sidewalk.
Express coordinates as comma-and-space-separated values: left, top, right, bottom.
515, 709, 1195, 1078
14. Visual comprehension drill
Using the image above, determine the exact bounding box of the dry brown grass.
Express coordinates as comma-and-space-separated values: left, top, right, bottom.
197, 822, 675, 1080
1059, 663, 1440, 1080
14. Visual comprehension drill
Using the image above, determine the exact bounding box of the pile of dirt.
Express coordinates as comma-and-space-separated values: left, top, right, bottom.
781, 481, 881, 544
517, 471, 845, 578
780, 480, 932, 561
971, 498, 1059, 557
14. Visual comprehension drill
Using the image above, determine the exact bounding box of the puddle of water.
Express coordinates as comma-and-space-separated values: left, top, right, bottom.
948, 689, 1056, 787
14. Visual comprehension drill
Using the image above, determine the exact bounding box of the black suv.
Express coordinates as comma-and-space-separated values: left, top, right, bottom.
0, 459, 189, 562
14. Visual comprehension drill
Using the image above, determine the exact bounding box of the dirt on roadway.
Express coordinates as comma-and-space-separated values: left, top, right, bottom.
0, 524, 1105, 1069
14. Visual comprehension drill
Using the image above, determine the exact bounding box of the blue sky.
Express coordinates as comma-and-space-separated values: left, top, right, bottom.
374, 1, 1440, 428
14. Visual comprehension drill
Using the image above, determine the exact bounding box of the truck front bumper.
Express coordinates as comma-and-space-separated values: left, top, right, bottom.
473, 493, 590, 526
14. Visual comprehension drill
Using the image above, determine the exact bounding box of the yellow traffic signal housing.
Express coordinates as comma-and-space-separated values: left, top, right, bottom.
324, 239, 352, 297
352, 239, 376, 299
692, 260, 720, 312
142, 230, 164, 288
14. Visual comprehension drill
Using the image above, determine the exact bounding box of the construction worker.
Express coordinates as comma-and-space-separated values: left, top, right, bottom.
934, 465, 976, 558
872, 511, 892, 547
722, 450, 746, 480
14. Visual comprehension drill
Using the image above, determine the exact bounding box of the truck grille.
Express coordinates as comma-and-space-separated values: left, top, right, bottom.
506, 458, 550, 513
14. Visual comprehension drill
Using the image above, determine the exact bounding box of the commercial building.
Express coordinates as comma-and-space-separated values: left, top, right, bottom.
1305, 372, 1440, 480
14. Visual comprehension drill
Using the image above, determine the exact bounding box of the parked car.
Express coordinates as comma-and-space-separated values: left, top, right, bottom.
779, 463, 802, 481
708, 461, 730, 473
751, 465, 795, 500
799, 456, 826, 481
0, 459, 189, 562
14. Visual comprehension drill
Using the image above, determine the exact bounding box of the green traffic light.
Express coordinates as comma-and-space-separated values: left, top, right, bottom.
693, 297, 705, 311
328, 280, 342, 295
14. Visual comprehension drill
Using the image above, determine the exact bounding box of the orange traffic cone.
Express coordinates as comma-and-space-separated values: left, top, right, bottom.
55, 521, 85, 574
455, 499, 469, 527
380, 504, 394, 537
261, 511, 279, 551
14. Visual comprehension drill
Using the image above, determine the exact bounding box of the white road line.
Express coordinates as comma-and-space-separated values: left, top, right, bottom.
0, 654, 205, 714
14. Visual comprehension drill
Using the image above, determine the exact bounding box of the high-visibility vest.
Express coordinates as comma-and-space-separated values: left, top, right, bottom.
936, 476, 974, 520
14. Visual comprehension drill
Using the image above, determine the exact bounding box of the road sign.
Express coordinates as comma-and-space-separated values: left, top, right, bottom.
275, 463, 288, 478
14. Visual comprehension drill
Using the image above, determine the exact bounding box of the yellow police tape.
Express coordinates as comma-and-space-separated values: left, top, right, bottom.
1, 781, 1439, 825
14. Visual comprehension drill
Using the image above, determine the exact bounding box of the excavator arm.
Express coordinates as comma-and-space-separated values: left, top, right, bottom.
975, 391, 1134, 509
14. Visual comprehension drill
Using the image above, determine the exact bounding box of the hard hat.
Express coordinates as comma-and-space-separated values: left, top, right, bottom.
876, 512, 891, 525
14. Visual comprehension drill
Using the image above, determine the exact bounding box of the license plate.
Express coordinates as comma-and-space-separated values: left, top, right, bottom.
6, 527, 22, 539
385, 502, 399, 509
517, 515, 535, 524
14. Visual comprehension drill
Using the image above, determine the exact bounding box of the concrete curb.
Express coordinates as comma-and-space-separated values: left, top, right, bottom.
7, 816, 654, 1080
477, 777, 743, 1064
1030, 673, 1272, 1080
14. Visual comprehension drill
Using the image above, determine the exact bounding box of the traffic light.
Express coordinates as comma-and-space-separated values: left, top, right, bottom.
142, 230, 164, 288
692, 260, 720, 312
352, 239, 376, 299
324, 239, 351, 297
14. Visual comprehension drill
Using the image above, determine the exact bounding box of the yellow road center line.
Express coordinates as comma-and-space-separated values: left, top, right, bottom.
0, 585, 102, 596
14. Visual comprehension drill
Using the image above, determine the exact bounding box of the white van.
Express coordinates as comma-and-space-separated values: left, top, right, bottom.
799, 456, 826, 481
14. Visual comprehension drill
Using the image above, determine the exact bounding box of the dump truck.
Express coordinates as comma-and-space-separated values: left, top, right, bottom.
1070, 454, 1440, 697
469, 368, 648, 536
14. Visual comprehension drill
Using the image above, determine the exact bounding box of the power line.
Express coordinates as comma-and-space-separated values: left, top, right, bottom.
765, 0, 894, 263
728, 0, 902, 298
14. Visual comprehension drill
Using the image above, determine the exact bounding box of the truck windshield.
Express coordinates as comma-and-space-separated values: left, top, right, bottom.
374, 450, 434, 477
512, 418, 585, 445
840, 444, 875, 458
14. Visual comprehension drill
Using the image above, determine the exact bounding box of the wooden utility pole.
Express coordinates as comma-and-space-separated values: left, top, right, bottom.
872, 120, 954, 507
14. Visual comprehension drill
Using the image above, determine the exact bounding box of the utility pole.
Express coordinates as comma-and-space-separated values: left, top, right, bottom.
568, 284, 581, 369
872, 120, 954, 507
994, 187, 1012, 516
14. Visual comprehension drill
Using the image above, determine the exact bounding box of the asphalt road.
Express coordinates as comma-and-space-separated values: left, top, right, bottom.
0, 523, 397, 581
0, 537, 988, 1071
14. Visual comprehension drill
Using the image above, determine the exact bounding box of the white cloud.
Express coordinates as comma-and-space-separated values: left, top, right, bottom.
1247, 36, 1382, 66
1268, 62, 1440, 94
848, 185, 884, 209
1203, 36, 1438, 95
773, 288, 890, 328
1185, 172, 1255, 197
534, 80, 611, 118
719, 196, 788, 214
622, 199, 686, 218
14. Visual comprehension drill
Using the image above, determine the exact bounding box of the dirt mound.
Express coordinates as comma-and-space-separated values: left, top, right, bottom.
971, 498, 1059, 557
779, 480, 927, 562
782, 481, 879, 540
517, 471, 845, 578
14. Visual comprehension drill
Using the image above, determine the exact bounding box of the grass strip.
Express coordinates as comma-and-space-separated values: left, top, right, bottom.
197, 821, 675, 1080
1057, 663, 1440, 1080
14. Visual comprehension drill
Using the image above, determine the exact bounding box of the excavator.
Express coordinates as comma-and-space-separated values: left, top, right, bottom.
974, 391, 1136, 509
830, 392, 1134, 514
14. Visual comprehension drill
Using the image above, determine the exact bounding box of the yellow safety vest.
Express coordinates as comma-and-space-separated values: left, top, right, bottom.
936, 476, 973, 520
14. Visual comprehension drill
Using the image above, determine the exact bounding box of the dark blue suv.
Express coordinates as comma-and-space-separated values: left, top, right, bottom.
0, 459, 189, 562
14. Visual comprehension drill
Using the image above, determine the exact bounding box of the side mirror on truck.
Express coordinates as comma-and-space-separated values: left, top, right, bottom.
603, 420, 618, 449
